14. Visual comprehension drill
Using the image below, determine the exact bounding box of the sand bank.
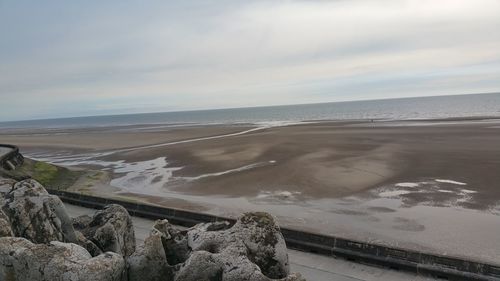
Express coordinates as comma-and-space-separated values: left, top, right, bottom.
3, 119, 500, 263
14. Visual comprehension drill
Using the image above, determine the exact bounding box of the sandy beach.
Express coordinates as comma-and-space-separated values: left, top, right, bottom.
2, 119, 500, 264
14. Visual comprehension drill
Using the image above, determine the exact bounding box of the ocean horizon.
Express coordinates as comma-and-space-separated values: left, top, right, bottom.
2, 92, 500, 129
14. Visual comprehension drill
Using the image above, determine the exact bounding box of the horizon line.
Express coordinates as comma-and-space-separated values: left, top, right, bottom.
1, 91, 499, 124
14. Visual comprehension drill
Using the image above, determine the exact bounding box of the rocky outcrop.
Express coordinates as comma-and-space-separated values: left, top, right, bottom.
0, 177, 305, 281
127, 220, 175, 281
128, 214, 305, 281
0, 179, 14, 237
0, 178, 132, 281
0, 209, 13, 237
0, 177, 137, 259
0, 179, 77, 243
0, 237, 125, 281
73, 204, 136, 257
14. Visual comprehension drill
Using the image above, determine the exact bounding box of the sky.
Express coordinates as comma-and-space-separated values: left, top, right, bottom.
1, 0, 500, 121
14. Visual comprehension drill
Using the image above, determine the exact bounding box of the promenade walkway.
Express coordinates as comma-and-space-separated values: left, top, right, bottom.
65, 203, 436, 281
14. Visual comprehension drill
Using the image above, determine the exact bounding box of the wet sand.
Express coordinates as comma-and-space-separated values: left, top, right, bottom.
0, 124, 252, 150
2, 119, 500, 264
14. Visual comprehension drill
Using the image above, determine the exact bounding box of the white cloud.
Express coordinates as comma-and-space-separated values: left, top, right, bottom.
1, 0, 500, 121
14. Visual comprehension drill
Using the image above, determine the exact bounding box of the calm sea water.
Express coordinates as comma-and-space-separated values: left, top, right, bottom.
2, 93, 500, 129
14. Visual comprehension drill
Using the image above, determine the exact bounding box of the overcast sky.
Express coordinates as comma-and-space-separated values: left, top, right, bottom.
1, 0, 500, 121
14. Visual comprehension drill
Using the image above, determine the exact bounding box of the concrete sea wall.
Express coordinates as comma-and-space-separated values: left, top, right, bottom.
48, 189, 500, 281
0, 144, 24, 170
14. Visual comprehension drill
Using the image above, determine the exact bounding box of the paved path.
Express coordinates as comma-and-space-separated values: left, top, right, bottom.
65, 203, 436, 281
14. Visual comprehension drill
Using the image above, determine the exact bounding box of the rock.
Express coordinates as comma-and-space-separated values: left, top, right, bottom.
0, 179, 14, 237
1, 179, 77, 244
127, 220, 174, 281
184, 212, 291, 280
129, 213, 305, 281
1, 176, 304, 280
0, 237, 125, 281
72, 215, 103, 256
153, 219, 190, 265
74, 230, 103, 257
237, 212, 290, 278
0, 236, 31, 280
73, 204, 135, 257
174, 250, 225, 281
0, 209, 13, 237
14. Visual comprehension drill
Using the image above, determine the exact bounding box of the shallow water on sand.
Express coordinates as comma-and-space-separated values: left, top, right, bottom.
26, 147, 500, 264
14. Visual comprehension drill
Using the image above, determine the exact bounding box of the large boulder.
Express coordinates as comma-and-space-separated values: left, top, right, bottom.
0, 209, 13, 237
73, 204, 135, 257
0, 237, 125, 281
127, 220, 175, 281
0, 179, 14, 237
180, 212, 294, 280
0, 176, 304, 280
128, 213, 305, 281
0, 179, 77, 243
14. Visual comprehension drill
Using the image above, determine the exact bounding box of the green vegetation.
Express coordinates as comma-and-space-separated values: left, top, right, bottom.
33, 161, 58, 186
1, 158, 83, 190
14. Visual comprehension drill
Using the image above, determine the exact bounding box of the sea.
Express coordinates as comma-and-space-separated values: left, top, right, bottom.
1, 93, 500, 129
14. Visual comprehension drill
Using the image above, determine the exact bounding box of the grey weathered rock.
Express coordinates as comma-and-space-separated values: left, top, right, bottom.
0, 209, 13, 237
0, 177, 15, 197
128, 213, 305, 281
74, 230, 104, 257
0, 237, 125, 281
1, 179, 77, 244
0, 179, 14, 237
73, 204, 135, 257
153, 219, 190, 265
184, 212, 291, 280
0, 176, 304, 280
72, 214, 103, 256
127, 220, 174, 281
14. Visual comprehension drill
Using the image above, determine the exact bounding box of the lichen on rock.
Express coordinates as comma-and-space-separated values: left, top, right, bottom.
0, 176, 305, 281
127, 220, 175, 281
0, 179, 77, 244
0, 237, 125, 281
128, 214, 305, 281
73, 204, 136, 257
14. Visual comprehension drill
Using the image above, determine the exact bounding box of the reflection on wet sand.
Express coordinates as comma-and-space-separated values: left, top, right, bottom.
13, 119, 500, 264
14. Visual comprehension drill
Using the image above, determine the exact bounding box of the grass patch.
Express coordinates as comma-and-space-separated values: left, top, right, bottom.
2, 158, 83, 190
111, 194, 144, 204
33, 161, 58, 186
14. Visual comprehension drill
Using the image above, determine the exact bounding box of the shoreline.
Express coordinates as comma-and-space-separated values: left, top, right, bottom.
6, 118, 500, 204
1, 90, 500, 129
2, 114, 500, 132
2, 118, 500, 264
